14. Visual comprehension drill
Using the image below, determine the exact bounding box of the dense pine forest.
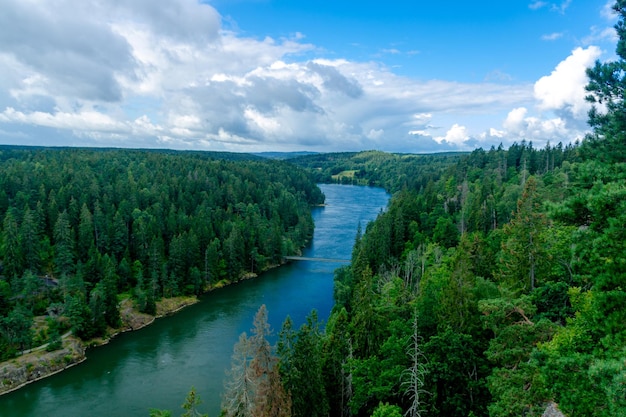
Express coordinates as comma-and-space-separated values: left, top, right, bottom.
4, 3, 626, 417
0, 147, 323, 359
212, 4, 626, 417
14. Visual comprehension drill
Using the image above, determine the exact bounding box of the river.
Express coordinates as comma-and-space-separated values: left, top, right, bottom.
0, 184, 389, 417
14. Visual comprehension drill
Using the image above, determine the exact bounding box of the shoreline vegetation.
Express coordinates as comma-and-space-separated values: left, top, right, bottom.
0, 147, 324, 398
0, 265, 281, 396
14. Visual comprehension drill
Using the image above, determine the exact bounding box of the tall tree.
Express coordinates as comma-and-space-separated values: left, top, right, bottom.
20, 208, 41, 273
498, 177, 548, 293
2, 208, 23, 279
584, 0, 626, 162
54, 210, 75, 276
222, 332, 256, 417
250, 305, 291, 417
280, 311, 328, 417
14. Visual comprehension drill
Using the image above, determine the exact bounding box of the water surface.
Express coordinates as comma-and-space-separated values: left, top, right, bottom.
0, 184, 389, 417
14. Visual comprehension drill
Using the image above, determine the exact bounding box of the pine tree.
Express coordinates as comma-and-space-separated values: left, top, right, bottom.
181, 386, 208, 417
54, 210, 75, 276
584, 0, 626, 163
498, 177, 548, 292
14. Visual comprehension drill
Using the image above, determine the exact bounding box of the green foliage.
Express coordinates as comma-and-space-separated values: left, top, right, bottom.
181, 387, 208, 417
583, 1, 626, 163
0, 146, 322, 342
277, 311, 328, 417
370, 402, 402, 417
45, 317, 63, 352
0, 304, 33, 358
304, 139, 585, 417
149, 409, 172, 417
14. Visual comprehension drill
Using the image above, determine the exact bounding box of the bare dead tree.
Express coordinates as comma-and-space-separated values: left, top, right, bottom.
402, 315, 429, 417
222, 333, 256, 417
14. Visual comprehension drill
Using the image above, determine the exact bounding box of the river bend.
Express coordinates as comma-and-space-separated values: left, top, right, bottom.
0, 184, 389, 417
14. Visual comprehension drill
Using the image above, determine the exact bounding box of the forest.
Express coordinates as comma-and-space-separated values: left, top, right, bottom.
3, 3, 626, 416
0, 147, 324, 359
210, 3, 626, 417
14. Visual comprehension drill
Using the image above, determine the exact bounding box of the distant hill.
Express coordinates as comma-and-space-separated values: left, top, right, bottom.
253, 151, 319, 160
0, 144, 265, 163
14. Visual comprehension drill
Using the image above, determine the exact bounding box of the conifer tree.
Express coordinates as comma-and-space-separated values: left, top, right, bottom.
584, 0, 626, 162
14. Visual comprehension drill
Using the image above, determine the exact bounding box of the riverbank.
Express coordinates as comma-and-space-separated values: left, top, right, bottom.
0, 263, 285, 396
0, 295, 199, 395
0, 335, 86, 395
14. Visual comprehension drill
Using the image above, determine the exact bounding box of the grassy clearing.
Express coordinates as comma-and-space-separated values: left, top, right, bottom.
331, 170, 358, 180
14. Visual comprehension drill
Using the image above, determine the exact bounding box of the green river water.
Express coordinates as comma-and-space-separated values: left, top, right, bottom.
0, 184, 389, 417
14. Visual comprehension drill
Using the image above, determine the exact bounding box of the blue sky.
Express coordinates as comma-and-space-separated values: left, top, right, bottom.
0, 0, 619, 153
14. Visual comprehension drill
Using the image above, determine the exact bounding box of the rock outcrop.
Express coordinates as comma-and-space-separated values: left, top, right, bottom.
543, 402, 566, 417
0, 336, 86, 395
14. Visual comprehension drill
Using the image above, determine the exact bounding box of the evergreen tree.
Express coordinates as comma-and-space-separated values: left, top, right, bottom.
498, 177, 548, 293
54, 210, 75, 276
584, 0, 626, 162
2, 208, 23, 279
181, 387, 208, 417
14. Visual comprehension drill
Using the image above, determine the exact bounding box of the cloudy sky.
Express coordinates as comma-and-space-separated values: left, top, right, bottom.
0, 0, 619, 153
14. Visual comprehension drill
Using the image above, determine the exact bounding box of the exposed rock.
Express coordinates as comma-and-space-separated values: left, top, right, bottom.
543, 402, 566, 417
118, 298, 155, 331
0, 336, 86, 395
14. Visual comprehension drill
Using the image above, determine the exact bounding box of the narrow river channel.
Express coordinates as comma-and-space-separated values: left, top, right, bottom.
0, 184, 389, 417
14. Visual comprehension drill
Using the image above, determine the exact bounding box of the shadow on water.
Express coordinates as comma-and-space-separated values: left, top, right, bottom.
0, 184, 389, 417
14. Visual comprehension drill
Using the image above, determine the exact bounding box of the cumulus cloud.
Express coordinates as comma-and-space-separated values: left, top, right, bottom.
0, 0, 606, 153
434, 124, 470, 146
111, 0, 220, 44
479, 45, 607, 148
534, 46, 601, 119
502, 107, 569, 143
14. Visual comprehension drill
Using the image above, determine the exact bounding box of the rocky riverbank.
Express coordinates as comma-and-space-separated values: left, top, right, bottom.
0, 295, 198, 395
0, 336, 86, 395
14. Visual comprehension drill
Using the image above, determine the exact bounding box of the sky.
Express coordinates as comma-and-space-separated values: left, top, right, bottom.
0, 0, 620, 153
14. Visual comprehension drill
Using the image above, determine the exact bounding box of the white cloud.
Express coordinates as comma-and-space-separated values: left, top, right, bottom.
411, 113, 432, 125
542, 32, 564, 41
534, 46, 601, 119
529, 1, 547, 11
601, 1, 618, 20
489, 127, 505, 138
0, 0, 603, 153
499, 106, 572, 147
434, 124, 470, 146
244, 107, 282, 136
0, 107, 125, 132
582, 26, 618, 45
529, 0, 571, 14
552, 0, 572, 14
503, 107, 530, 133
